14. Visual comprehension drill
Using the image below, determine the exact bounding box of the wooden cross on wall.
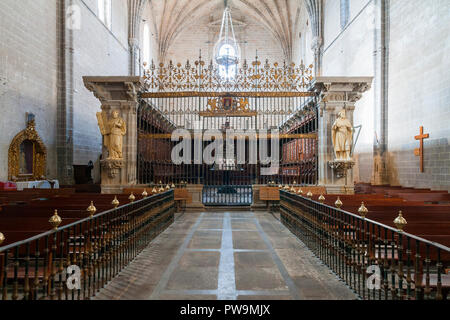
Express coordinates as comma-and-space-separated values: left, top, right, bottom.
414, 126, 429, 172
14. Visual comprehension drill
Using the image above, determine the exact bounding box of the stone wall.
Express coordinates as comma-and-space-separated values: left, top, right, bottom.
387, 0, 450, 191
0, 0, 130, 183
0, 0, 59, 181
318, 0, 450, 191
72, 0, 129, 183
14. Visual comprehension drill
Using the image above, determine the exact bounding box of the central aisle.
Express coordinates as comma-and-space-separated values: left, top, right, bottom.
94, 211, 357, 300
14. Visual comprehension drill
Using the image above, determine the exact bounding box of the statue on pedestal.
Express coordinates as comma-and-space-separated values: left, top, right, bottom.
97, 111, 127, 160
332, 109, 353, 161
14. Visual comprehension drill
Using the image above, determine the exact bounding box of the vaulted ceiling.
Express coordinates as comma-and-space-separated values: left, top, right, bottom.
145, 0, 307, 62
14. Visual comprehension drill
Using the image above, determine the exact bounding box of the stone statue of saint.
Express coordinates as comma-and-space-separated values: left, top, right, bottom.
332, 109, 353, 161
97, 110, 127, 160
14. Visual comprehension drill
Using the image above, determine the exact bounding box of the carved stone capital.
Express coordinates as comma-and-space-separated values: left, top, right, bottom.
83, 76, 144, 105
312, 77, 373, 117
311, 36, 323, 52
313, 77, 373, 97
128, 38, 139, 49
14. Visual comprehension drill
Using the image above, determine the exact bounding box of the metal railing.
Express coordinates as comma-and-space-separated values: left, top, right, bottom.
280, 191, 450, 300
202, 185, 253, 206
0, 191, 175, 300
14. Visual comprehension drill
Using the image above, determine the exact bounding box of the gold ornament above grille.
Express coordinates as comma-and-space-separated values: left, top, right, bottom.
199, 96, 257, 117
143, 58, 314, 93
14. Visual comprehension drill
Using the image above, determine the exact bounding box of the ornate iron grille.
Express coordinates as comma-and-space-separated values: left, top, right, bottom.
138, 57, 319, 206
0, 191, 175, 300
143, 57, 314, 93
280, 191, 450, 300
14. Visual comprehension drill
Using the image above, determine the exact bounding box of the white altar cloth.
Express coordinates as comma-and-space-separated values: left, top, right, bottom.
16, 180, 60, 191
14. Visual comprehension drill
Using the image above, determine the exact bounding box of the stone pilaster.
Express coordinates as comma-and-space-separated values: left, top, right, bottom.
371, 0, 390, 185
83, 76, 144, 194
312, 77, 373, 194
185, 184, 206, 211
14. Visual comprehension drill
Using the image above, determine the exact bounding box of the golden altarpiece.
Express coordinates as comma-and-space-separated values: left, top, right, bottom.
8, 114, 47, 181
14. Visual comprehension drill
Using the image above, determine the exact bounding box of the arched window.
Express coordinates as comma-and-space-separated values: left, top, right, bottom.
98, 0, 112, 30
143, 23, 150, 66
340, 0, 350, 29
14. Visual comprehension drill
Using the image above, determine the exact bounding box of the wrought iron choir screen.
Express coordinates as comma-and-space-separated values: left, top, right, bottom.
137, 57, 319, 193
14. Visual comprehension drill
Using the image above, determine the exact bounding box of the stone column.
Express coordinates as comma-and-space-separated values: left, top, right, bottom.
83, 76, 144, 194
372, 0, 390, 185
312, 77, 373, 194
129, 38, 140, 76
311, 36, 323, 76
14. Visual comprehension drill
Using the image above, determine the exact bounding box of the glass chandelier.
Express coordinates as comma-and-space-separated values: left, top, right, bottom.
215, 5, 240, 78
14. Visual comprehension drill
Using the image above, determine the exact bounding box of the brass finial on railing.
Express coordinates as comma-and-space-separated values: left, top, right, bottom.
318, 194, 325, 203
159, 186, 165, 192
284, 185, 290, 190
297, 188, 304, 196
152, 187, 157, 194
87, 201, 97, 218
335, 197, 343, 209
49, 210, 62, 230
278, 184, 283, 189
112, 196, 120, 208
290, 186, 296, 193
306, 191, 313, 198
394, 211, 407, 232
166, 185, 170, 191
0, 232, 5, 245
171, 183, 176, 189
293, 180, 297, 185
142, 189, 148, 198
358, 202, 368, 219
129, 193, 136, 203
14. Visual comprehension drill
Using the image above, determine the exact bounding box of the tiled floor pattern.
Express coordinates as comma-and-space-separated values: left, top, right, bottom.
93, 211, 357, 300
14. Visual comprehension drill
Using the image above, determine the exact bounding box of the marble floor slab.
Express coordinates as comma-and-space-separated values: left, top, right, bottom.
93, 211, 357, 300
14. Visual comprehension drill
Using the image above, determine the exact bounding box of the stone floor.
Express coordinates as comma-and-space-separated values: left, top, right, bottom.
93, 211, 358, 300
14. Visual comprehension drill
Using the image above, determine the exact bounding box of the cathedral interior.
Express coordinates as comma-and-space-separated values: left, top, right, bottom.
0, 0, 449, 305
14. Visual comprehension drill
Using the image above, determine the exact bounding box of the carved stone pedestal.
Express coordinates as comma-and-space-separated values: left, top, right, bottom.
312, 77, 373, 195
84, 76, 144, 194
185, 185, 206, 211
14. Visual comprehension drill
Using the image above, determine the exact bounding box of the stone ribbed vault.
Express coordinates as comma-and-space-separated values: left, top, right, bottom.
146, 0, 307, 62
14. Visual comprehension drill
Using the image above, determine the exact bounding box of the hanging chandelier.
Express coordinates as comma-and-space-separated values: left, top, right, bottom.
215, 5, 240, 72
